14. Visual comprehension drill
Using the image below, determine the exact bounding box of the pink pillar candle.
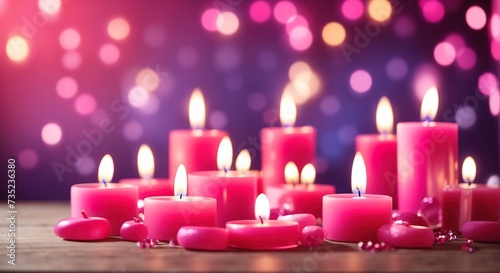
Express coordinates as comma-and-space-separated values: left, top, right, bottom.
323, 193, 392, 242
143, 196, 216, 243
71, 183, 138, 235
118, 178, 173, 201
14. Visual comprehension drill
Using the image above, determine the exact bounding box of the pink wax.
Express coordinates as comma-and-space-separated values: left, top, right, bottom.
461, 221, 500, 243
278, 213, 317, 231
71, 183, 138, 235
300, 225, 325, 248
322, 194, 392, 242
177, 226, 228, 251
187, 171, 257, 227
226, 219, 300, 250
356, 134, 398, 208
120, 218, 148, 242
442, 184, 500, 232
168, 129, 227, 178
377, 223, 435, 248
397, 122, 458, 212
143, 196, 216, 243
54, 210, 110, 241
118, 178, 173, 200
266, 184, 335, 220
260, 126, 316, 187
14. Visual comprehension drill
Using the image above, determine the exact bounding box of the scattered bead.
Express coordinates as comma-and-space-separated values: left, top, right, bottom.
137, 238, 160, 248
358, 241, 395, 253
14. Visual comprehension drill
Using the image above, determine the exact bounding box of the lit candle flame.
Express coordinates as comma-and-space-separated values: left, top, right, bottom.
351, 152, 367, 195
420, 86, 439, 122
376, 96, 394, 134
462, 156, 476, 185
189, 88, 206, 130
235, 149, 251, 171
98, 154, 114, 186
137, 144, 154, 180
284, 161, 299, 184
280, 90, 297, 128
254, 193, 270, 223
217, 136, 233, 172
174, 164, 187, 198
300, 163, 316, 185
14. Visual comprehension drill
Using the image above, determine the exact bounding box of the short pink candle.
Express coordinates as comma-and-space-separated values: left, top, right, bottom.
356, 97, 398, 208
54, 210, 110, 241
377, 223, 435, 248
397, 87, 458, 212
461, 221, 500, 243
322, 153, 392, 242
120, 218, 148, 242
226, 194, 300, 250
177, 226, 228, 251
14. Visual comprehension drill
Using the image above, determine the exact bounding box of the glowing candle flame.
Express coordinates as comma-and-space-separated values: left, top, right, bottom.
189, 88, 206, 130
174, 164, 187, 198
280, 90, 297, 127
376, 96, 394, 134
351, 152, 367, 195
301, 163, 316, 185
254, 193, 270, 223
462, 156, 476, 184
217, 136, 233, 172
420, 86, 439, 122
98, 154, 114, 185
137, 144, 154, 180
284, 161, 299, 184
235, 149, 251, 171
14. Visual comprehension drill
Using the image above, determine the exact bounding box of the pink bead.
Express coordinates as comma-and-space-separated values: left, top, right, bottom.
54, 211, 110, 241
299, 225, 325, 248
278, 213, 316, 231
461, 221, 500, 243
378, 223, 434, 248
392, 211, 429, 227
177, 226, 228, 251
418, 196, 442, 226
120, 219, 148, 242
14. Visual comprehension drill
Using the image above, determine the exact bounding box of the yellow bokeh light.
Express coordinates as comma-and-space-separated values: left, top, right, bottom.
38, 0, 61, 16
6, 36, 29, 63
135, 67, 160, 92
216, 11, 239, 35
288, 61, 311, 81
322, 22, 346, 46
368, 0, 392, 22
107, 17, 130, 40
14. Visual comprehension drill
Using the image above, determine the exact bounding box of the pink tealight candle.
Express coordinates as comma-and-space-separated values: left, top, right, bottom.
442, 157, 500, 232
144, 164, 217, 243
168, 88, 228, 178
54, 210, 110, 241
397, 87, 458, 212
177, 226, 228, 251
119, 144, 173, 212
188, 137, 257, 227
377, 223, 435, 248
267, 162, 335, 221
461, 221, 500, 243
323, 153, 392, 242
71, 154, 138, 235
355, 97, 398, 208
261, 90, 316, 188
226, 194, 300, 250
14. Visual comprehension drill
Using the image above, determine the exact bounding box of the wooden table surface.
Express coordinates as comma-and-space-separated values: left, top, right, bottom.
1, 202, 500, 272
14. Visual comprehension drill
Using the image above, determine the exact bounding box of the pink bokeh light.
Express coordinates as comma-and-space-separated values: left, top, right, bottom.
433, 42, 456, 66
286, 15, 308, 35
18, 148, 38, 169
421, 0, 445, 23
41, 123, 62, 145
466, 6, 487, 30
288, 26, 313, 51
350, 70, 372, 93
456, 47, 476, 70
62, 51, 82, 70
341, 0, 363, 20
59, 29, 81, 50
249, 1, 272, 23
273, 1, 297, 24
56, 76, 78, 99
201, 8, 220, 32
444, 33, 465, 53
99, 43, 120, 65
478, 72, 499, 96
74, 93, 97, 115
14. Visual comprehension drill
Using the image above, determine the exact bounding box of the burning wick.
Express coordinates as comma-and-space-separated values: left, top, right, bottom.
102, 180, 107, 187
259, 216, 264, 224
423, 116, 431, 123
179, 193, 183, 200
223, 166, 228, 174
356, 187, 361, 197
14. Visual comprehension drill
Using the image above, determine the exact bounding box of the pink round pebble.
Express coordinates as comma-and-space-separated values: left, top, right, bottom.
278, 213, 316, 231
378, 224, 434, 248
120, 219, 148, 242
54, 211, 110, 241
392, 211, 429, 227
177, 226, 228, 251
461, 221, 500, 243
300, 225, 325, 247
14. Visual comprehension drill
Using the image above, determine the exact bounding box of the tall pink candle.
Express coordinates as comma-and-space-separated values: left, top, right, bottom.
397, 87, 458, 212
261, 90, 316, 188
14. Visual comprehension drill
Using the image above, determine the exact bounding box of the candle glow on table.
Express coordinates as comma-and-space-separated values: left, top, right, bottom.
54, 210, 111, 241
442, 156, 500, 232
267, 162, 335, 220
355, 96, 398, 208
235, 149, 264, 194
168, 88, 228, 178
71, 154, 138, 235
119, 144, 173, 211
261, 90, 316, 188
188, 137, 257, 227
226, 194, 300, 250
397, 86, 458, 213
143, 164, 217, 243
323, 152, 392, 242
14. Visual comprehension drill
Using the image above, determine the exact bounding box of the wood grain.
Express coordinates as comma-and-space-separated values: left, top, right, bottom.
1, 202, 499, 272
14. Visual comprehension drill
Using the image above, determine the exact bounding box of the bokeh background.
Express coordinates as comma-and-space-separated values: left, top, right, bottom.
1, 0, 499, 200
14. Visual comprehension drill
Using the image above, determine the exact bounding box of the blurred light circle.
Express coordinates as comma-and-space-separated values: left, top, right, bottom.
455, 106, 476, 129
322, 22, 346, 46
216, 11, 239, 35
392, 15, 416, 38
38, 0, 61, 16
386, 57, 408, 81
143, 25, 165, 48
478, 72, 498, 96
413, 64, 439, 100
178, 46, 198, 68
342, 0, 364, 20
433, 42, 456, 66
491, 14, 500, 41
75, 93, 97, 115
444, 33, 465, 53
59, 28, 81, 50
99, 43, 120, 65
490, 87, 500, 116
487, 175, 500, 186
289, 26, 313, 51
368, 0, 392, 22
466, 6, 487, 30
107, 17, 130, 40
123, 120, 143, 141
18, 148, 38, 169
289, 61, 311, 80
273, 1, 297, 24
128, 86, 149, 108
140, 93, 160, 115
350, 70, 372, 93
249, 1, 272, 23
456, 47, 476, 70
209, 110, 228, 129
56, 76, 78, 99
136, 67, 160, 92
6, 36, 29, 63
201, 8, 220, 32
214, 45, 241, 72
320, 95, 341, 116
75, 156, 95, 176
247, 92, 266, 111
41, 123, 62, 145
286, 15, 308, 35
421, 0, 445, 23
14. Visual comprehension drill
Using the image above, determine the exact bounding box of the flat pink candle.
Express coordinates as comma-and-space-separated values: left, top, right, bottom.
177, 226, 228, 251
377, 223, 435, 248
54, 210, 110, 241
397, 87, 458, 212
461, 221, 500, 243
120, 218, 148, 242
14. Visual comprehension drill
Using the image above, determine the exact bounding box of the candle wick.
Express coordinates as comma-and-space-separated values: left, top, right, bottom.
356, 187, 361, 197
223, 166, 228, 174
467, 180, 471, 187
179, 193, 183, 200
102, 180, 107, 187
259, 216, 264, 224
81, 210, 89, 219
424, 116, 431, 123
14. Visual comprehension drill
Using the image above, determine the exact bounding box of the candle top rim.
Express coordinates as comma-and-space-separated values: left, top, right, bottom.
443, 183, 499, 190
226, 219, 299, 227
355, 133, 396, 140
262, 126, 315, 134
169, 129, 228, 136
396, 121, 457, 127
323, 193, 392, 199
267, 184, 335, 190
188, 170, 259, 178
71, 183, 137, 189
118, 178, 170, 184
144, 196, 216, 202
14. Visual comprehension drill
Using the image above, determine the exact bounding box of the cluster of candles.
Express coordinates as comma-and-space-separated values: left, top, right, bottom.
54, 87, 500, 250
